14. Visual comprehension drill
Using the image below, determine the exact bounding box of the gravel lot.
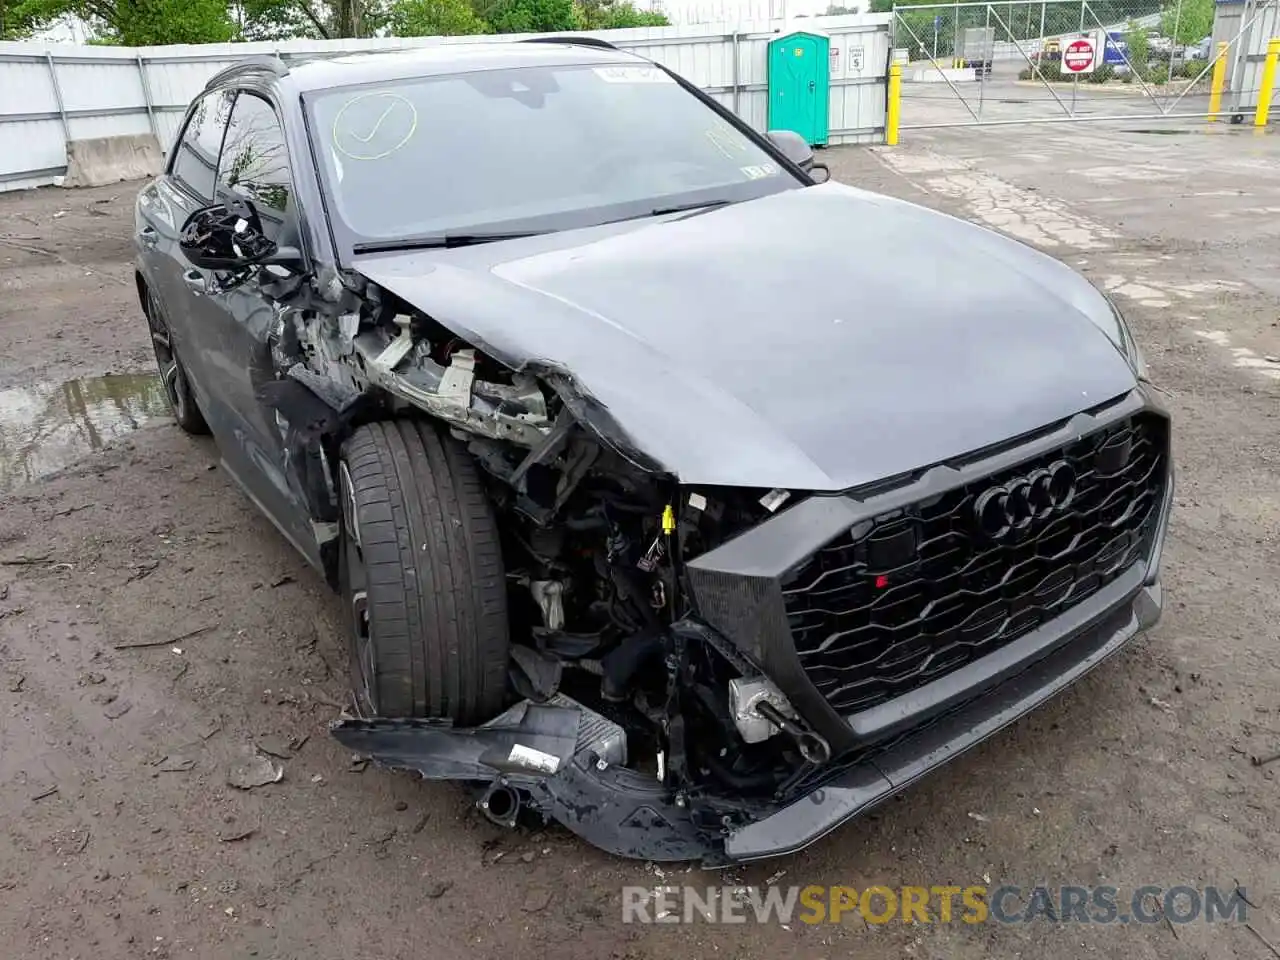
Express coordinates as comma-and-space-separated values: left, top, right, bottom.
1, 127, 1279, 960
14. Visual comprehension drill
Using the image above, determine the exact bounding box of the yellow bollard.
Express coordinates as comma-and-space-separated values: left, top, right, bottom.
886, 63, 902, 146
1256, 38, 1280, 127
1209, 41, 1229, 122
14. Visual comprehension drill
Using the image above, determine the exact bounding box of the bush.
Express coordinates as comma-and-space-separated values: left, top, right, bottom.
1043, 61, 1063, 82
1123, 60, 1164, 84
1181, 58, 1207, 79
1088, 64, 1115, 83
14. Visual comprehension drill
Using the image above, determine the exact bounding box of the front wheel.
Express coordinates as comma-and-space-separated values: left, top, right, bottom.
339, 420, 510, 723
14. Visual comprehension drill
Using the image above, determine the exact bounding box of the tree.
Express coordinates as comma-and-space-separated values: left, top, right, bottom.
6, 0, 235, 43
1159, 0, 1212, 46
824, 4, 858, 13
5, 0, 390, 41
1, 0, 42, 37
238, 0, 390, 37
1125, 20, 1149, 70
578, 0, 667, 28
236, 0, 333, 39
390, 0, 489, 34
478, 0, 579, 32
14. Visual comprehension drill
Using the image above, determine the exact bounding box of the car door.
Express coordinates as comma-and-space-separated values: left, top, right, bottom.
136, 87, 235, 421
193, 89, 322, 565
139, 87, 319, 564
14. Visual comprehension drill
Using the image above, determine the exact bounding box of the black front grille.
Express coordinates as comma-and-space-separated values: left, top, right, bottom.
782, 413, 1169, 716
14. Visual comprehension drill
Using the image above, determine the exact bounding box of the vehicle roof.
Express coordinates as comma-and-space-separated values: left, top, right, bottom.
270, 41, 645, 94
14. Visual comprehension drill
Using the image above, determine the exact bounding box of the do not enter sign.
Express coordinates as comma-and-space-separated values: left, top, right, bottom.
1062, 36, 1097, 74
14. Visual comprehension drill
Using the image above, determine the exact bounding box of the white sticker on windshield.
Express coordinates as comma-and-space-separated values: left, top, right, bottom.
740, 163, 778, 180
593, 65, 674, 84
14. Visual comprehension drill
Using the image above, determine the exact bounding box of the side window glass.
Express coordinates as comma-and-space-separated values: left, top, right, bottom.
170, 91, 234, 202
217, 93, 296, 244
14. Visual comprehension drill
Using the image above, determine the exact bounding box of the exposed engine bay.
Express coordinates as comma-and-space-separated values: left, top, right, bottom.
256, 267, 832, 861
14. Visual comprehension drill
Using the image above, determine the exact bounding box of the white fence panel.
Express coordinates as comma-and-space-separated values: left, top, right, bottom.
1, 15, 890, 191
0, 55, 65, 187
829, 24, 892, 137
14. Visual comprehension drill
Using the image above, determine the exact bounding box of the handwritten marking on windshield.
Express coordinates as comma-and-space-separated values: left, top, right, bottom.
332, 92, 419, 161
704, 122, 743, 160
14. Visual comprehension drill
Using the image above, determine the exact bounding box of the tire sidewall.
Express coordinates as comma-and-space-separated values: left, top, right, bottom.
338, 460, 377, 717
336, 421, 510, 723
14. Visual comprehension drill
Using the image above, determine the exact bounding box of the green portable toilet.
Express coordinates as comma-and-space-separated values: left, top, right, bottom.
767, 31, 830, 147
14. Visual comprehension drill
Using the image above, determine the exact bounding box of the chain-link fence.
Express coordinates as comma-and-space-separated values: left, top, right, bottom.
891, 0, 1276, 127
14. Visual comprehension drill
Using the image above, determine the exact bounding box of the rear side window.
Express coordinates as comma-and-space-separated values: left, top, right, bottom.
170, 91, 234, 201
217, 93, 296, 245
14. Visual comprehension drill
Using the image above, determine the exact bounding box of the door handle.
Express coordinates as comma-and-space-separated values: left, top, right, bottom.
138, 225, 159, 249
183, 270, 207, 296
808, 80, 816, 92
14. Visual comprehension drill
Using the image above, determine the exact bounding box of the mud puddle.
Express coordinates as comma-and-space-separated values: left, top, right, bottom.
0, 372, 169, 493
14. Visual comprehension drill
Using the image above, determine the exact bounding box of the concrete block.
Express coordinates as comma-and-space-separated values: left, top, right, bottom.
906, 66, 977, 83
62, 133, 162, 189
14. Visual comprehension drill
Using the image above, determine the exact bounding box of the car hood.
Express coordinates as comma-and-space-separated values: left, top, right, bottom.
354, 183, 1137, 491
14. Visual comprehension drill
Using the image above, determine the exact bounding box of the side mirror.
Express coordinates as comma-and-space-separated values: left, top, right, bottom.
766, 129, 830, 184
180, 200, 277, 272
766, 129, 815, 170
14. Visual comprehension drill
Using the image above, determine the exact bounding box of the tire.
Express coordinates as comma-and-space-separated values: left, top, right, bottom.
339, 419, 509, 723
144, 285, 209, 435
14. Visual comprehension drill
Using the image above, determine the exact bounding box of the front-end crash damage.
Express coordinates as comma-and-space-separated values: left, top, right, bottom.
260, 266, 829, 864
259, 243, 1172, 866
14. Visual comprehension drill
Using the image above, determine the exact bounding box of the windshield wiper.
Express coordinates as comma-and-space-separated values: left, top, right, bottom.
598, 199, 735, 229
353, 202, 734, 254
353, 231, 547, 254
648, 199, 733, 218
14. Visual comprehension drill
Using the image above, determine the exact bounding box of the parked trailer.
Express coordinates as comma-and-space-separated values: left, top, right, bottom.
957, 25, 995, 75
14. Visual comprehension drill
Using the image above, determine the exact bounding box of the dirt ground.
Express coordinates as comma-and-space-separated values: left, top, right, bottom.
2, 127, 1279, 960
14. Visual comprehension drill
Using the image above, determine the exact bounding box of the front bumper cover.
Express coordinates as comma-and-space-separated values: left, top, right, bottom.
723, 574, 1161, 862
332, 570, 1163, 866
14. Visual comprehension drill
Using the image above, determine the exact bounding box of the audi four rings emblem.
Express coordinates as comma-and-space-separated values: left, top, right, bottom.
973, 460, 1077, 540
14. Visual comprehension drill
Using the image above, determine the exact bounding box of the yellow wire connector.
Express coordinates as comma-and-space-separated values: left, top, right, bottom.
661, 505, 676, 535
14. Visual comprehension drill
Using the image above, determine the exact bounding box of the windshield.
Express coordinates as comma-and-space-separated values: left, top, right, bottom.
306, 61, 799, 249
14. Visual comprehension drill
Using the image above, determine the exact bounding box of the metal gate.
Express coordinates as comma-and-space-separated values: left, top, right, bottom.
891, 0, 1279, 128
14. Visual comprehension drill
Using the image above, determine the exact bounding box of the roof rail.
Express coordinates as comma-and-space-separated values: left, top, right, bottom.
520, 35, 619, 51
203, 54, 289, 91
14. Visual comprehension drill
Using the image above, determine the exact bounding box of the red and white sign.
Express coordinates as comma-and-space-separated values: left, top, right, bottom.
1062, 36, 1097, 74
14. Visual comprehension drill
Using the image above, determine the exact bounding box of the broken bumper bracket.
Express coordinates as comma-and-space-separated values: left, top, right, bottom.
330, 701, 718, 862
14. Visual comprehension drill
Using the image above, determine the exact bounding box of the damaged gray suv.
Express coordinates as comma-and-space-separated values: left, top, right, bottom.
134, 38, 1172, 864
